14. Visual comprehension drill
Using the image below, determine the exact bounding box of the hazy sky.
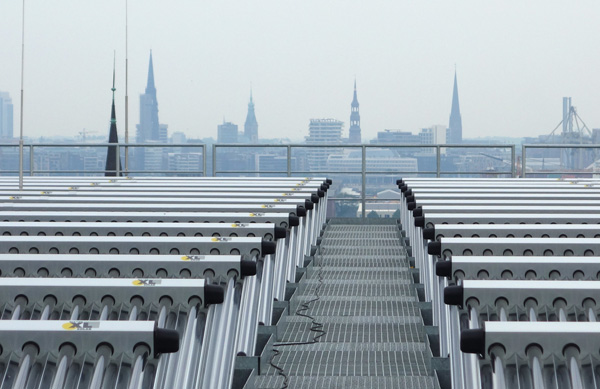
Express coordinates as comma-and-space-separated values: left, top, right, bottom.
1, 1, 599, 142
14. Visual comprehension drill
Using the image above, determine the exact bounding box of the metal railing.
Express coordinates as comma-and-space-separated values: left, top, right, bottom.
0, 142, 526, 217
522, 143, 600, 177
0, 143, 206, 176
213, 143, 517, 217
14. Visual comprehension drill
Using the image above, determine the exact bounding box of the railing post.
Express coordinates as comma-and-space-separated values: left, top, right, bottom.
29, 145, 33, 176
287, 145, 291, 177
511, 145, 516, 177
115, 144, 121, 177
436, 145, 441, 177
202, 144, 206, 177
522, 144, 527, 178
361, 145, 366, 218
212, 144, 217, 177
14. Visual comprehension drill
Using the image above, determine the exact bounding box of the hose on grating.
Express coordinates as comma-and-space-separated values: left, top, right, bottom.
269, 249, 326, 389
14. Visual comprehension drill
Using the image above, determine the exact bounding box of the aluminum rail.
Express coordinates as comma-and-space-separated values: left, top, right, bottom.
436, 256, 600, 281
0, 253, 255, 281
415, 213, 600, 228
0, 190, 326, 200
461, 321, 600, 360
0, 201, 307, 215
0, 221, 287, 240
0, 277, 224, 314
428, 237, 600, 257
407, 192, 600, 201
0, 235, 276, 256
444, 280, 600, 312
0, 320, 178, 358
0, 210, 297, 227
422, 224, 600, 240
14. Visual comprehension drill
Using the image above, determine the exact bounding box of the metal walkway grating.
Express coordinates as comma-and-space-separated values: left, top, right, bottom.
251, 220, 440, 389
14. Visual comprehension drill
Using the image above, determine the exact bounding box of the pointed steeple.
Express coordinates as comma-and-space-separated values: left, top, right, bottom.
244, 89, 258, 143
137, 51, 161, 143
349, 79, 361, 143
448, 70, 463, 144
146, 50, 156, 94
105, 53, 122, 176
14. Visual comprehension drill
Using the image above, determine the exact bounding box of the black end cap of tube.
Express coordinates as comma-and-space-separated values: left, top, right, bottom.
289, 215, 300, 227
428, 241, 442, 256
240, 259, 257, 277
304, 199, 314, 210
406, 194, 415, 203
405, 189, 412, 197
326, 179, 332, 185
413, 207, 423, 217
274, 226, 287, 240
460, 328, 486, 356
444, 285, 463, 306
317, 189, 325, 198
400, 184, 408, 192
261, 240, 277, 255
422, 227, 435, 240
154, 327, 180, 356
310, 246, 318, 256
311, 194, 319, 204
296, 206, 306, 217
396, 179, 403, 186
316, 237, 322, 245
320, 184, 328, 192
407, 202, 417, 211
415, 216, 425, 228
436, 260, 452, 277
204, 284, 225, 305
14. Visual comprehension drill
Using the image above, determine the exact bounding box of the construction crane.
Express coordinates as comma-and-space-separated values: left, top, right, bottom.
78, 129, 98, 142
543, 98, 595, 171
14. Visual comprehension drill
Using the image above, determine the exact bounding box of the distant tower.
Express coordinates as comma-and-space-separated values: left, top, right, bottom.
0, 92, 13, 139
244, 90, 258, 143
105, 57, 122, 176
137, 51, 162, 143
447, 71, 463, 144
348, 80, 361, 143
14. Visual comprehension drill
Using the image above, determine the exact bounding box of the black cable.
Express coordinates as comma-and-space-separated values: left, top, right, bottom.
269, 249, 326, 389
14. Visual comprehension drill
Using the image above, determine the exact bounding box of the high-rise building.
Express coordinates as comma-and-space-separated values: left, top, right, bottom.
244, 91, 258, 143
218, 121, 238, 143
306, 119, 343, 170
447, 71, 463, 144
137, 52, 167, 143
348, 80, 361, 143
0, 92, 14, 139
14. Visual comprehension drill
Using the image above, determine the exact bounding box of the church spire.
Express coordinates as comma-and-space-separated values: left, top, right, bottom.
105, 52, 122, 176
448, 70, 463, 143
348, 79, 361, 143
146, 50, 156, 94
244, 89, 258, 143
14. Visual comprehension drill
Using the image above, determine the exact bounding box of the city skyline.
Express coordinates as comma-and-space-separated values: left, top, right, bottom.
1, 1, 600, 141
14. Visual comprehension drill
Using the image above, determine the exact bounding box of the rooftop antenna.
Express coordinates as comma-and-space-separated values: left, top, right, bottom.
124, 0, 129, 174
18, 0, 25, 190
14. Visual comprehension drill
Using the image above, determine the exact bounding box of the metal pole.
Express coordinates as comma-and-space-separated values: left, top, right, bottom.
361, 145, 366, 218
124, 0, 129, 173
287, 145, 291, 177
522, 144, 527, 178
116, 144, 120, 176
436, 145, 441, 178
18, 0, 25, 190
511, 145, 516, 178
29, 144, 33, 176
212, 144, 217, 177
202, 144, 206, 177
